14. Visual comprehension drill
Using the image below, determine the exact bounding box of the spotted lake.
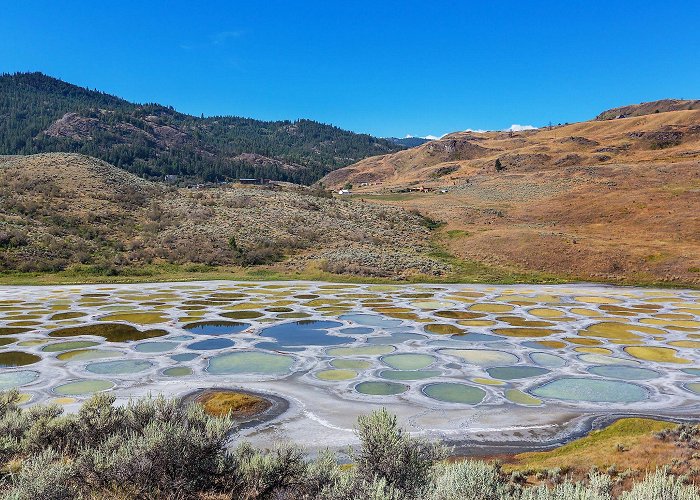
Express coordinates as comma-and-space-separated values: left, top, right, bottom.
1, 281, 698, 450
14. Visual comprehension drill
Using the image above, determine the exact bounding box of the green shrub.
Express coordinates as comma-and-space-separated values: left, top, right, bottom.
0, 392, 699, 499
353, 407, 447, 498
429, 460, 510, 500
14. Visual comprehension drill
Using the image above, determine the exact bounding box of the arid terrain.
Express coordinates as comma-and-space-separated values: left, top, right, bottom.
323, 102, 700, 286
0, 153, 447, 280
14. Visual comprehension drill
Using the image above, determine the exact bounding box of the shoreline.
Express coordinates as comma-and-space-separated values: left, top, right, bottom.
180, 387, 291, 437
447, 412, 700, 457
0, 274, 697, 291
179, 387, 700, 458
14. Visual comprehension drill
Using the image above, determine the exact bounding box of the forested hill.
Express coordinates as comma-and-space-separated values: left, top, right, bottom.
0, 72, 403, 184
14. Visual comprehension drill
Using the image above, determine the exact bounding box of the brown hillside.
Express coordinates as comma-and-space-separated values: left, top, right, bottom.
0, 153, 443, 278
595, 99, 700, 120
321, 107, 700, 285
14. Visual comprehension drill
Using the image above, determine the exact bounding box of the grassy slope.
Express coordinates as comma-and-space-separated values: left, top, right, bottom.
1, 228, 696, 287
505, 419, 678, 473
322, 109, 700, 288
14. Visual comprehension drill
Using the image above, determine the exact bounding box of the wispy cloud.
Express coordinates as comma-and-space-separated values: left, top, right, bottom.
211, 30, 245, 45
505, 124, 537, 132
180, 30, 246, 51
404, 133, 446, 140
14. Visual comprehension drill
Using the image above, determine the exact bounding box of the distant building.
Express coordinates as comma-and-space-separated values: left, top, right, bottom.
239, 178, 272, 185
164, 174, 178, 183
338, 189, 352, 195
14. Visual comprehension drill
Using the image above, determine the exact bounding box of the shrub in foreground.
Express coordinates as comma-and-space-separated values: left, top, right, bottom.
0, 390, 699, 499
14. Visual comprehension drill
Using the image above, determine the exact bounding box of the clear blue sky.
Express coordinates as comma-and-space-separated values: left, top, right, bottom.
2, 1, 699, 138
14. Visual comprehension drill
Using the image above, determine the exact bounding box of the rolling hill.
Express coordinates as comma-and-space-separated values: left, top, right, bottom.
321, 102, 700, 286
0, 153, 444, 279
0, 72, 403, 184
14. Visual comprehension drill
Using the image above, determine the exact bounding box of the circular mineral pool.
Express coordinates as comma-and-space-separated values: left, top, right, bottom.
0, 351, 41, 367
0, 337, 17, 347
133, 341, 179, 353
529, 352, 566, 368
183, 321, 249, 335
316, 369, 357, 381
355, 381, 408, 396
340, 327, 374, 335
424, 324, 463, 335
207, 351, 294, 375
587, 365, 660, 380
42, 340, 101, 352
85, 360, 153, 375
187, 338, 235, 350
450, 333, 503, 342
381, 353, 436, 370
684, 382, 700, 395
170, 352, 200, 362
0, 370, 39, 390
163, 366, 193, 377
367, 333, 426, 344
221, 311, 265, 320
530, 378, 648, 403
260, 320, 345, 347
577, 354, 639, 366
56, 349, 123, 362
486, 366, 551, 380
504, 389, 542, 406
98, 312, 168, 325
422, 383, 486, 404
50, 311, 87, 321
522, 341, 561, 350
441, 349, 519, 367
49, 323, 166, 342
624, 346, 691, 364
254, 341, 306, 352
339, 314, 403, 328
330, 359, 372, 370
379, 370, 441, 381
53, 379, 115, 396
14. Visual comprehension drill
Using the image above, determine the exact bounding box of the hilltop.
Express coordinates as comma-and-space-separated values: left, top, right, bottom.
596, 98, 700, 120
0, 153, 445, 279
0, 72, 403, 184
321, 104, 700, 286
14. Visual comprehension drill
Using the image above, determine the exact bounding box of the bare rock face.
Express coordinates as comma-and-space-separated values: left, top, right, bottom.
44, 112, 101, 140
425, 139, 491, 161
558, 136, 600, 148
232, 153, 304, 172
596, 99, 700, 120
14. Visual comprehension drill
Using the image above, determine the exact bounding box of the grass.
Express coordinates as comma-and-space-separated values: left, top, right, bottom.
445, 229, 469, 239
505, 418, 678, 473
197, 390, 270, 418
351, 192, 427, 202
0, 238, 697, 289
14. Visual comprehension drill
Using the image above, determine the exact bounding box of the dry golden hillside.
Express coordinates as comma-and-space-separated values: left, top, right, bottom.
322, 106, 700, 285
0, 153, 444, 279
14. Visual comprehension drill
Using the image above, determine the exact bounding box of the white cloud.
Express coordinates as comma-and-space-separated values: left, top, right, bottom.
464, 128, 487, 133
505, 124, 537, 132
399, 133, 446, 140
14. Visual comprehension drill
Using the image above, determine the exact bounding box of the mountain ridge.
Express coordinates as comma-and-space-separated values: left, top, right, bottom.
319, 103, 700, 286
0, 72, 404, 184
